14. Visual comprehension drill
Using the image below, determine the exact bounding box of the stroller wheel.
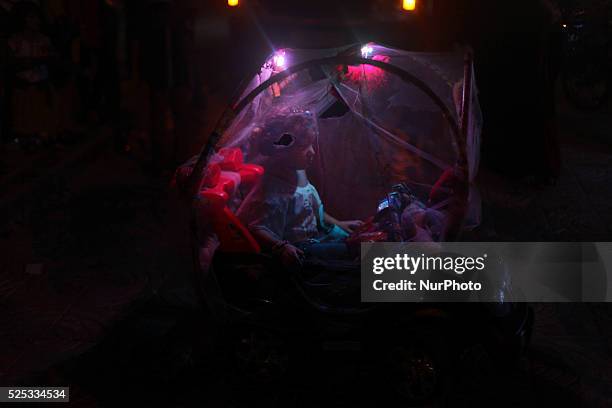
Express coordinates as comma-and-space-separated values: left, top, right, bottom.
388, 344, 440, 403
232, 325, 289, 384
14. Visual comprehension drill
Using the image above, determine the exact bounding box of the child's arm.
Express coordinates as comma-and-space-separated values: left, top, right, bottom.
324, 212, 364, 233
250, 228, 286, 251
240, 191, 303, 267
250, 228, 304, 267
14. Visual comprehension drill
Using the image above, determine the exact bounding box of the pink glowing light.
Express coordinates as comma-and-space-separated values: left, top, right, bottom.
343, 55, 391, 88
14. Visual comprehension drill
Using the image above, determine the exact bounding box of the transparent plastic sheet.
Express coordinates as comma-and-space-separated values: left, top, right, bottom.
189, 44, 483, 273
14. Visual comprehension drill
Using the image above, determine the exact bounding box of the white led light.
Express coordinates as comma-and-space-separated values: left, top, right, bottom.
273, 53, 286, 68
361, 45, 373, 59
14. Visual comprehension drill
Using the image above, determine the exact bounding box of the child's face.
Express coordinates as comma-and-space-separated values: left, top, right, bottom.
288, 127, 317, 169
262, 113, 318, 170
293, 143, 316, 170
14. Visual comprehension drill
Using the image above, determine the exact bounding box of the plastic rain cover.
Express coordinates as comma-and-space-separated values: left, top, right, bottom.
188, 44, 483, 274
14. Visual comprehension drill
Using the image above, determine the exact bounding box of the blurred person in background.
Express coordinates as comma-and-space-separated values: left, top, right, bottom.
7, 1, 58, 151
45, 0, 83, 144
0, 0, 15, 171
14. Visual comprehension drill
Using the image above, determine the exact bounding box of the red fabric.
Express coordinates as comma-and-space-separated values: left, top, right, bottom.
174, 148, 264, 253
429, 167, 458, 206
199, 148, 264, 253
217, 148, 264, 186
212, 208, 261, 254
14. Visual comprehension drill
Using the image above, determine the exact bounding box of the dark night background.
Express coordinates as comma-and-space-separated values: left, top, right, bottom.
1, 0, 612, 406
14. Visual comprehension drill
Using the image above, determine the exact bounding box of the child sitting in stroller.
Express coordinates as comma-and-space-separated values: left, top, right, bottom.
237, 109, 363, 267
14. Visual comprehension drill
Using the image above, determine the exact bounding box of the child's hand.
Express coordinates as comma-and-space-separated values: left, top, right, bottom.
337, 220, 364, 233
279, 244, 304, 268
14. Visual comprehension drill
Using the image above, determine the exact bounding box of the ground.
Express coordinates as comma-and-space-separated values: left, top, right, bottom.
0, 86, 611, 406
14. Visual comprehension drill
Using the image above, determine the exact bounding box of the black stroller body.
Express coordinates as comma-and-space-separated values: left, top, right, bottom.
176, 44, 532, 401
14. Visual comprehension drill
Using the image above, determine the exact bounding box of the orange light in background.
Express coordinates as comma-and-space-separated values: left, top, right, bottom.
228, 0, 239, 7
402, 0, 416, 11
